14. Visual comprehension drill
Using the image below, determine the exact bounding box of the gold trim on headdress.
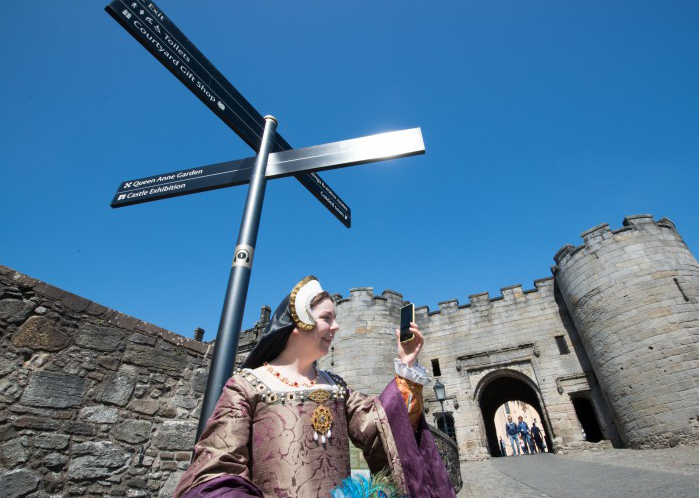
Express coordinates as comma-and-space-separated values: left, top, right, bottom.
289, 275, 323, 331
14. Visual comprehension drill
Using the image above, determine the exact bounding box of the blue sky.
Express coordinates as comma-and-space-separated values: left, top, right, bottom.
1, 1, 697, 341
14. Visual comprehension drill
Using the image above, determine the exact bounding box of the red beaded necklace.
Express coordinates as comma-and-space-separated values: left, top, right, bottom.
264, 362, 319, 388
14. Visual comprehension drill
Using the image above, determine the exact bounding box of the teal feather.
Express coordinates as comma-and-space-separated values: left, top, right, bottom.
328, 469, 406, 498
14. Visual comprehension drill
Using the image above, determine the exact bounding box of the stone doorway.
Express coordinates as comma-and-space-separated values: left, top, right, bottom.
572, 396, 604, 442
478, 372, 553, 457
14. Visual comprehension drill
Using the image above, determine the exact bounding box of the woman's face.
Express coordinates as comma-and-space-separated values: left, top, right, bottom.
305, 297, 339, 358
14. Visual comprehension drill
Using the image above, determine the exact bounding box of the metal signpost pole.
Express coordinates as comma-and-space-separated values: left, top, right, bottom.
197, 116, 278, 438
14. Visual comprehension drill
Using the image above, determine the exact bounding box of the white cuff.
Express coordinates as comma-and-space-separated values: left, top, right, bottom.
394, 358, 431, 386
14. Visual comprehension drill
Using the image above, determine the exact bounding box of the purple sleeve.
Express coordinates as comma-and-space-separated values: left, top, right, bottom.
178, 475, 265, 498
379, 379, 457, 498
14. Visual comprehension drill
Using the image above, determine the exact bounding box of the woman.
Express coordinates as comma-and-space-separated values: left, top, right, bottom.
174, 276, 456, 498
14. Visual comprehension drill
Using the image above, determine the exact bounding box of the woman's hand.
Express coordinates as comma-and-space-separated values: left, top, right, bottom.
396, 322, 424, 368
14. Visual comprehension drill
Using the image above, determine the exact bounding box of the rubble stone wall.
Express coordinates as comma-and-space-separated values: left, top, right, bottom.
0, 265, 210, 498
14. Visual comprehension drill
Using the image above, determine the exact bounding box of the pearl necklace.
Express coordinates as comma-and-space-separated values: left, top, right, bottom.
263, 362, 319, 388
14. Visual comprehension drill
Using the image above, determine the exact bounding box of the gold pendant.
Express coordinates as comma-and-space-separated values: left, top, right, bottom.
311, 405, 333, 435
308, 389, 333, 443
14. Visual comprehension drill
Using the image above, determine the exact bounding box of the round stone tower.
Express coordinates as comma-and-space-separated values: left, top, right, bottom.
553, 215, 699, 448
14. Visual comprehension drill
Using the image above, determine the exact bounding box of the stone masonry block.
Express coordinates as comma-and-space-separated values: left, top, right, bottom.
69, 441, 131, 480
21, 372, 87, 408
96, 372, 136, 406
75, 324, 125, 352
60, 291, 91, 312
85, 301, 109, 316
33, 281, 65, 300
0, 469, 39, 498
152, 421, 197, 450
104, 311, 141, 331
112, 419, 151, 444
127, 399, 161, 415
123, 345, 183, 371
0, 438, 29, 466
12, 316, 70, 352
79, 406, 119, 424
34, 433, 70, 450
0, 299, 35, 324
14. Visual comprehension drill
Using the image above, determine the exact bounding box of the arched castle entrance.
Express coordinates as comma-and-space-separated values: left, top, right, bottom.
477, 370, 554, 457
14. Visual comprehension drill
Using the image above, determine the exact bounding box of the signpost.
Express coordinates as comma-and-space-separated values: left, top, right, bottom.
105, 0, 426, 438
105, 0, 351, 227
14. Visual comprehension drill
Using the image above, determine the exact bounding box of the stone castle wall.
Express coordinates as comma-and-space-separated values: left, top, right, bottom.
553, 214, 699, 448
0, 265, 209, 498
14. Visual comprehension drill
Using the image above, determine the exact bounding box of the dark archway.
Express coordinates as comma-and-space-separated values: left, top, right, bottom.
572, 396, 604, 442
478, 373, 553, 457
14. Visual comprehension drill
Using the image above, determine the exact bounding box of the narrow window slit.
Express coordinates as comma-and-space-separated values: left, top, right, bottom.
674, 278, 690, 302
555, 335, 570, 355
431, 358, 442, 377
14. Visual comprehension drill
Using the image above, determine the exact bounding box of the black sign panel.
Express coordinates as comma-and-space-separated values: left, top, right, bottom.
110, 158, 255, 208
301, 173, 350, 225
105, 0, 351, 227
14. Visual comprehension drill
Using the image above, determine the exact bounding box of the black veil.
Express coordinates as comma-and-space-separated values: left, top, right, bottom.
241, 293, 296, 369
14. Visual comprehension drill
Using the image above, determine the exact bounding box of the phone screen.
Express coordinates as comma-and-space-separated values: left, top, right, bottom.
400, 303, 415, 343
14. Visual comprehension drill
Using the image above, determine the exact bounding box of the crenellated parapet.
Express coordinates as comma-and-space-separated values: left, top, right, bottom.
410, 278, 555, 321
335, 287, 405, 306
552, 214, 699, 448
552, 214, 683, 273
332, 278, 557, 322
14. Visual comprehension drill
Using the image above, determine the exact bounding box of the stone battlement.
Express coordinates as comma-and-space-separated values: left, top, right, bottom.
552, 214, 680, 270
420, 278, 555, 319
335, 287, 405, 306
332, 278, 555, 320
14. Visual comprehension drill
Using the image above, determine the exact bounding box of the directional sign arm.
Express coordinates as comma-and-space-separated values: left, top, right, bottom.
111, 128, 425, 212
110, 157, 255, 208
266, 128, 425, 179
105, 0, 351, 227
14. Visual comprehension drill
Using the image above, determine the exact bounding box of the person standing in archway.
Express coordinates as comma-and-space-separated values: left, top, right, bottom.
517, 416, 533, 455
531, 421, 545, 453
505, 415, 520, 455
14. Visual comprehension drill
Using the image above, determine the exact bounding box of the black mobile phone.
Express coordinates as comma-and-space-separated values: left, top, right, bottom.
400, 303, 415, 343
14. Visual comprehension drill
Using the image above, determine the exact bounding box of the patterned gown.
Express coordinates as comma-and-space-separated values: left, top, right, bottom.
173, 369, 455, 498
